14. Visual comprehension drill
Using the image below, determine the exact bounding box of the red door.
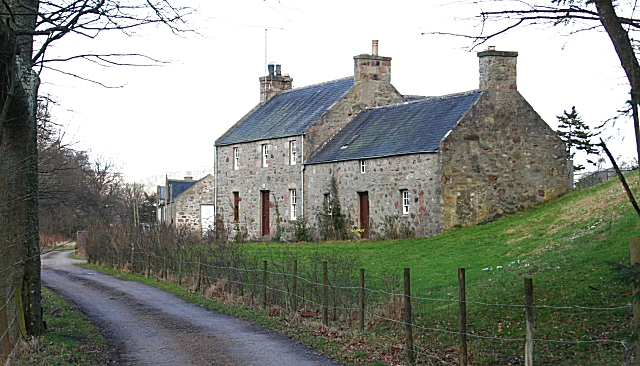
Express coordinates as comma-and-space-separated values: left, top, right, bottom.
261, 191, 270, 237
359, 192, 369, 239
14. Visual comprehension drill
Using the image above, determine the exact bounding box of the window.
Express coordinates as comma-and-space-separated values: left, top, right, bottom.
233, 147, 239, 170
233, 192, 240, 221
324, 193, 332, 215
290, 190, 297, 220
289, 140, 297, 165
402, 190, 410, 215
360, 159, 366, 174
262, 144, 269, 167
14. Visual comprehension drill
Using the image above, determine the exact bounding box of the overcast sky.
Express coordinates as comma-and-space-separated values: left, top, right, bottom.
38, 0, 632, 186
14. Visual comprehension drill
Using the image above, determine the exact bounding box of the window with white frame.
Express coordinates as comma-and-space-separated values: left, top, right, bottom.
402, 190, 410, 215
324, 193, 332, 215
233, 147, 239, 170
290, 140, 297, 165
360, 159, 366, 174
290, 189, 297, 220
262, 144, 269, 167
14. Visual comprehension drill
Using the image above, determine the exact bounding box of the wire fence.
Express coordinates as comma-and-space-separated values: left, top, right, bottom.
0, 238, 80, 362
83, 223, 634, 365
0, 280, 26, 363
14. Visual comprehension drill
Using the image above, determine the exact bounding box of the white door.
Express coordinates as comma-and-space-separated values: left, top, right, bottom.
200, 204, 216, 235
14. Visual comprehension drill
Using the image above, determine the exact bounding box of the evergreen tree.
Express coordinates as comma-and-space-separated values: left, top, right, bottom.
556, 106, 598, 171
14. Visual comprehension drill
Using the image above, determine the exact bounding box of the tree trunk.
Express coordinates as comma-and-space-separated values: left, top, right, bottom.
0, 0, 42, 336
594, 0, 640, 168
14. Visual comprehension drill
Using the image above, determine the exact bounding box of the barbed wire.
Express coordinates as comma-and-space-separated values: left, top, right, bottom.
0, 301, 21, 344
128, 254, 633, 313
0, 283, 18, 312
86, 249, 633, 355
411, 344, 458, 366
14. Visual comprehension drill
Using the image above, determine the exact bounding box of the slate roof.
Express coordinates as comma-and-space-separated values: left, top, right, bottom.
306, 90, 484, 164
216, 77, 354, 146
158, 186, 167, 201
167, 180, 196, 200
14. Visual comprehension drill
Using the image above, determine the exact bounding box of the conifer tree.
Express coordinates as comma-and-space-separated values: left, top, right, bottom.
556, 106, 598, 171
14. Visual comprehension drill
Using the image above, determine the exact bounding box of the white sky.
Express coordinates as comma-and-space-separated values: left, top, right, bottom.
38, 0, 634, 186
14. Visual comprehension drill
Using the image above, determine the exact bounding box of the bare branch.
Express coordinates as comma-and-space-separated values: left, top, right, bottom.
40, 64, 125, 88
34, 53, 167, 67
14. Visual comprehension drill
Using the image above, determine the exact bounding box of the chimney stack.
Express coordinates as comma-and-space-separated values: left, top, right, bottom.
354, 40, 391, 82
260, 62, 293, 103
477, 46, 518, 91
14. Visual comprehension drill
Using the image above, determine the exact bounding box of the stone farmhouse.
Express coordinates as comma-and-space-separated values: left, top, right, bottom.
157, 174, 216, 234
214, 41, 569, 240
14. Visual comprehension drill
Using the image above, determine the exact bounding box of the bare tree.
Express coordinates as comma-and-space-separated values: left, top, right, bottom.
0, 0, 192, 336
429, 0, 640, 214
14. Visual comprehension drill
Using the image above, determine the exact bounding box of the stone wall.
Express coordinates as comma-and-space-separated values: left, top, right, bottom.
438, 89, 568, 229
305, 153, 443, 238
216, 136, 303, 239
304, 80, 404, 158
170, 174, 216, 233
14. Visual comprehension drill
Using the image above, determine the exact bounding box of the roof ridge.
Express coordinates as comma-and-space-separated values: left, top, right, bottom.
365, 89, 482, 111
278, 76, 352, 94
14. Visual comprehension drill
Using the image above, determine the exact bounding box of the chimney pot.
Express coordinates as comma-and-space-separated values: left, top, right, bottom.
260, 64, 293, 103
488, 46, 496, 51
354, 41, 391, 82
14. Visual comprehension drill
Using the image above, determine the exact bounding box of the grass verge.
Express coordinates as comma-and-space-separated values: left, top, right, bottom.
11, 286, 107, 366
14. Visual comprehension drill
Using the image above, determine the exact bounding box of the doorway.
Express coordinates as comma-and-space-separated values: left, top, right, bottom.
261, 191, 270, 237
358, 192, 369, 239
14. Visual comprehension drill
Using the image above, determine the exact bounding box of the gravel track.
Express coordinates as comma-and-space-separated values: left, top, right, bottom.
41, 250, 338, 366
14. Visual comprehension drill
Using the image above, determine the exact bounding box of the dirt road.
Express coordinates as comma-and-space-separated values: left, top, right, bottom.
41, 250, 338, 366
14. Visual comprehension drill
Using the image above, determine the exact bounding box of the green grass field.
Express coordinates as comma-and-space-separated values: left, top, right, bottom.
244, 174, 640, 364
78, 173, 640, 364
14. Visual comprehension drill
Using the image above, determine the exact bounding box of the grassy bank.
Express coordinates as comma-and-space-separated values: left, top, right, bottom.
80, 173, 640, 364
11, 287, 106, 365
245, 174, 639, 364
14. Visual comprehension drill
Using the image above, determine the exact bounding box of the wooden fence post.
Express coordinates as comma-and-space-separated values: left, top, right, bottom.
196, 257, 202, 292
14, 282, 25, 337
630, 238, 640, 365
226, 261, 231, 294
323, 260, 328, 327
458, 268, 468, 366
130, 244, 135, 272
292, 259, 298, 313
404, 268, 414, 364
163, 255, 167, 280
359, 268, 365, 332
178, 251, 183, 285
524, 278, 534, 366
146, 252, 151, 278
0, 295, 10, 362
263, 260, 268, 308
